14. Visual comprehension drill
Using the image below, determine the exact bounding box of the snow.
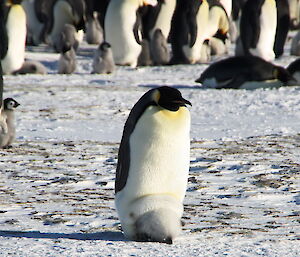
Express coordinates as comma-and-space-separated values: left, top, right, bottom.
0, 39, 300, 256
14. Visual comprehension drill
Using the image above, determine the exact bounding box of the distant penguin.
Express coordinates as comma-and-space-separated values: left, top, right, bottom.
92, 42, 115, 74
206, 0, 230, 41
1, 0, 27, 75
273, 0, 290, 58
290, 30, 300, 56
239, 0, 277, 61
86, 12, 103, 45
137, 39, 153, 66
195, 55, 296, 89
57, 24, 80, 53
169, 0, 209, 64
58, 47, 76, 74
0, 98, 20, 148
143, 0, 176, 41
115, 86, 191, 243
21, 0, 45, 45
288, 0, 300, 29
219, 0, 232, 17
209, 36, 228, 56
47, 0, 86, 51
12, 60, 47, 75
149, 29, 170, 65
286, 58, 300, 84
104, 0, 158, 67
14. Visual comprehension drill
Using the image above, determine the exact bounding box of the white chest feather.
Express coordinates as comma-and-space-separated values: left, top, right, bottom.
124, 106, 190, 202
1, 5, 26, 74
149, 0, 176, 39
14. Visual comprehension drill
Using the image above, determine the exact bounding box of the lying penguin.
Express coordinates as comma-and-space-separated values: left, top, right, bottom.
195, 55, 296, 89
286, 58, 300, 84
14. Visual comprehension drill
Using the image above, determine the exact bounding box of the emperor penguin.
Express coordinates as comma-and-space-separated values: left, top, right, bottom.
0, 98, 20, 148
142, 0, 176, 41
58, 47, 76, 74
286, 58, 300, 84
239, 0, 277, 61
21, 0, 44, 45
288, 0, 300, 29
149, 29, 170, 65
169, 0, 209, 64
12, 60, 47, 75
104, 0, 158, 67
115, 86, 191, 244
195, 55, 296, 89
92, 42, 115, 74
85, 11, 104, 45
1, 0, 27, 75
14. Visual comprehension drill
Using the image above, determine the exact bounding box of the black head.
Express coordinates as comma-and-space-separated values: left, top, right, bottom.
100, 42, 111, 51
153, 86, 192, 111
274, 66, 297, 84
3, 98, 20, 110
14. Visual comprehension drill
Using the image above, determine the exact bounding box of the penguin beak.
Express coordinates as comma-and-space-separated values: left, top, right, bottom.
173, 98, 192, 107
143, 0, 158, 6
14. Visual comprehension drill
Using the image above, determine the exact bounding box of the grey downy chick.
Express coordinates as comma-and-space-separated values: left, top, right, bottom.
58, 47, 77, 74
92, 42, 115, 74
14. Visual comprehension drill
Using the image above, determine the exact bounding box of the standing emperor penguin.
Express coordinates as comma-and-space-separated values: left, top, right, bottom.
169, 0, 209, 64
104, 0, 158, 67
115, 86, 191, 244
1, 0, 27, 75
239, 0, 277, 61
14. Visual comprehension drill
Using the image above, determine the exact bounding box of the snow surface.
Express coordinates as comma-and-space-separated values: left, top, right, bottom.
0, 39, 300, 256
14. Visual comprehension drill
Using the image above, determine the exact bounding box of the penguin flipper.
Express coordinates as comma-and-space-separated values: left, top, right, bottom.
216, 74, 247, 89
187, 2, 201, 47
133, 10, 143, 45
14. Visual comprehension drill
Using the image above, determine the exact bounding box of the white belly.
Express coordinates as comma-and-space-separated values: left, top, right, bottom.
239, 80, 283, 89
105, 0, 142, 67
149, 0, 176, 40
1, 5, 26, 74
249, 0, 277, 61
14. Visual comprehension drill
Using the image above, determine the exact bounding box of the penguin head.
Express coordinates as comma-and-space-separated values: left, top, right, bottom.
3, 98, 20, 110
99, 42, 111, 52
153, 86, 192, 112
8, 0, 23, 5
273, 66, 297, 85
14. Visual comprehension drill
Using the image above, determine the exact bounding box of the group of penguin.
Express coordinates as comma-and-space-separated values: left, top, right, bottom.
1, 0, 300, 86
2, 0, 300, 245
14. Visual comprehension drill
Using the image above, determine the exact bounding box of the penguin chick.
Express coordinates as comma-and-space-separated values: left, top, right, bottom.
137, 39, 153, 67
92, 42, 115, 74
150, 29, 170, 65
56, 24, 79, 53
58, 47, 77, 74
115, 86, 191, 244
12, 60, 47, 75
0, 98, 20, 148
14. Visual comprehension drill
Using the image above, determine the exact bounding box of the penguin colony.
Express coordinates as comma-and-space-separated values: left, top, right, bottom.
2, 0, 300, 244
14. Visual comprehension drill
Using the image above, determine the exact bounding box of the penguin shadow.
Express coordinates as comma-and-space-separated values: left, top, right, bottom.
139, 84, 202, 90
0, 230, 125, 242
